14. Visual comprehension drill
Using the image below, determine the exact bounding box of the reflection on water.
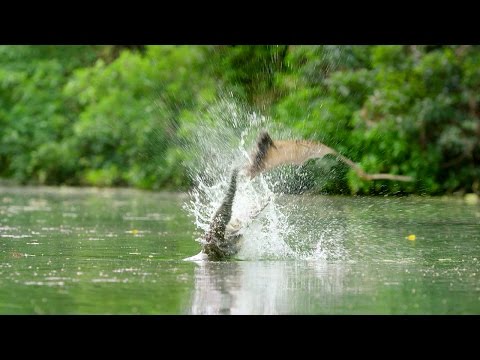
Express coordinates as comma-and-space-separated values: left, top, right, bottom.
189, 261, 348, 314
0, 186, 479, 314
188, 257, 480, 314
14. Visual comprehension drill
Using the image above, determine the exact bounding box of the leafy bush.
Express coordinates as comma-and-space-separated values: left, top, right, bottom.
1, 45, 479, 195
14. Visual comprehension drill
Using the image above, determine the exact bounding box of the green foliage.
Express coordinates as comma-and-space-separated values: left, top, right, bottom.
0, 45, 215, 189
273, 45, 480, 194
0, 46, 99, 183
1, 45, 479, 195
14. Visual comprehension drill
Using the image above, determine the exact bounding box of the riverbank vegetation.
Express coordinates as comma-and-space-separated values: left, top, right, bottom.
1, 45, 479, 195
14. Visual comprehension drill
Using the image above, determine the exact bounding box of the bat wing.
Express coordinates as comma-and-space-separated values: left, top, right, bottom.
245, 132, 336, 178
245, 131, 413, 182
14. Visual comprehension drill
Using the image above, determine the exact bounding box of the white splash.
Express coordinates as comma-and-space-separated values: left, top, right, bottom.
182, 98, 345, 261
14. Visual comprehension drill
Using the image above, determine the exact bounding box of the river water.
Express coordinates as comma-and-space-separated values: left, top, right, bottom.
0, 186, 479, 314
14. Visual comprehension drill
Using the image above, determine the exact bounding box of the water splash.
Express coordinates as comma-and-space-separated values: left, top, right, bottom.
182, 98, 346, 260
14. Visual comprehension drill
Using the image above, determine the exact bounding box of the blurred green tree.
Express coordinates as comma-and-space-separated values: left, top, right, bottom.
1, 45, 478, 194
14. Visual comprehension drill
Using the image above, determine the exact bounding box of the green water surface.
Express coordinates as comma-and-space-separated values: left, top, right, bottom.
0, 186, 479, 314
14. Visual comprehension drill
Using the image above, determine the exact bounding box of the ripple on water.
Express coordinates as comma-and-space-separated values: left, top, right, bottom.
24, 281, 65, 287
0, 234, 32, 238
112, 268, 140, 273
91, 278, 128, 283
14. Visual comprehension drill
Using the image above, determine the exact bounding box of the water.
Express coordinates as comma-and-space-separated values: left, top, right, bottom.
1, 185, 479, 314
